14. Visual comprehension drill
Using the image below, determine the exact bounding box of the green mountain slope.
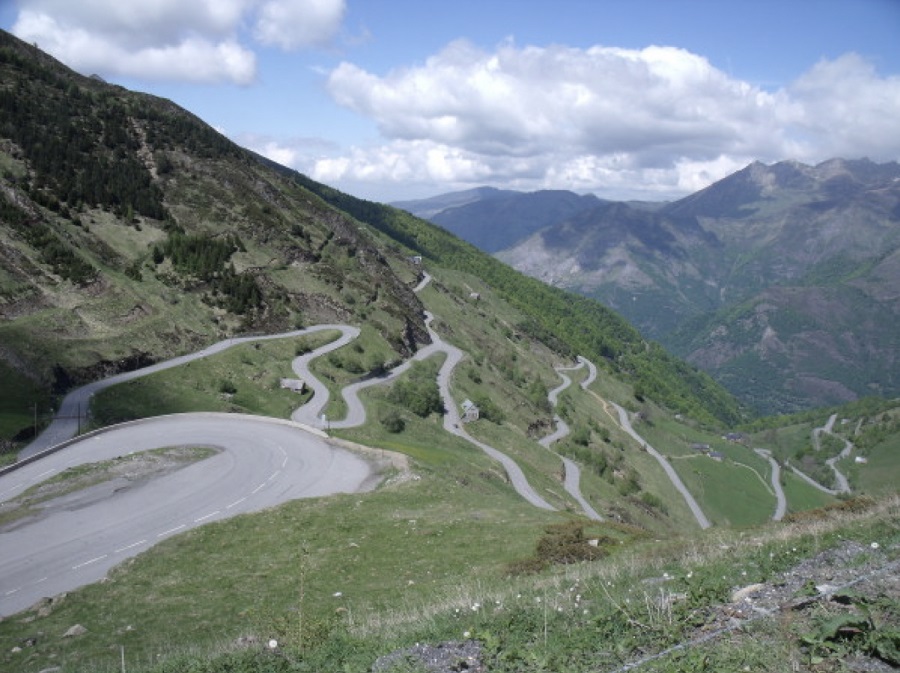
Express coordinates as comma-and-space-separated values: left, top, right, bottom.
1, 31, 898, 673
0, 27, 740, 435
489, 160, 900, 414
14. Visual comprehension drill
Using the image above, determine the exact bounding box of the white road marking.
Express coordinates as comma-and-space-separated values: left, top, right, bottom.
35, 469, 55, 478
5, 588, 20, 596
226, 497, 246, 510
194, 511, 220, 523
157, 525, 185, 538
252, 484, 265, 494
115, 540, 147, 553
268, 470, 280, 482
73, 554, 108, 570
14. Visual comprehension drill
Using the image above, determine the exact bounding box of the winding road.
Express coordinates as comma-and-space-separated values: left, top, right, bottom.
753, 448, 787, 521
609, 401, 712, 530
2, 269, 559, 615
540, 361, 603, 520
1, 414, 374, 617
789, 413, 853, 496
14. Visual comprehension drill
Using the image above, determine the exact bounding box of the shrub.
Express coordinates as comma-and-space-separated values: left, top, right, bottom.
506, 521, 610, 575
380, 410, 405, 433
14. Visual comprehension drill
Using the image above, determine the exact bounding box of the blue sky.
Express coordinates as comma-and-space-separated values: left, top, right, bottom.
2, 0, 899, 201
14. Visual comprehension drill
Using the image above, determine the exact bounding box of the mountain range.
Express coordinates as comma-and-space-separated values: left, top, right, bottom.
3, 28, 900, 673
398, 159, 900, 414
0, 27, 739, 445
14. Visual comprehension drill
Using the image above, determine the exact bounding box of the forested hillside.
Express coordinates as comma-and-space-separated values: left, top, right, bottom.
0, 28, 741, 436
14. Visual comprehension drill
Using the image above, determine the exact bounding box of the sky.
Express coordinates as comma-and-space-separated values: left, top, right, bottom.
2, 0, 899, 202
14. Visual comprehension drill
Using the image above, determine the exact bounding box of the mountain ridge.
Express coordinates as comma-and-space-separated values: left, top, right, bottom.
412, 159, 900, 413
0, 26, 742, 451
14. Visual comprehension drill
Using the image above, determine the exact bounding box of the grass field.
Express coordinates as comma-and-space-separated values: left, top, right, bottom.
89, 331, 340, 426
672, 454, 776, 527
0, 456, 570, 673
856, 433, 900, 496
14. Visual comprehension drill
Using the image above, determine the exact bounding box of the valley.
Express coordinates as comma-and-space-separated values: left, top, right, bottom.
0, 29, 897, 673
404, 160, 900, 415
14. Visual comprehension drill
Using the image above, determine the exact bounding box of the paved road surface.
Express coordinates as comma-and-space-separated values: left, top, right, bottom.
610, 402, 712, 530
799, 413, 852, 495
22, 325, 357, 460
2, 267, 560, 616
0, 414, 373, 617
424, 314, 555, 511
753, 448, 787, 521
540, 361, 603, 520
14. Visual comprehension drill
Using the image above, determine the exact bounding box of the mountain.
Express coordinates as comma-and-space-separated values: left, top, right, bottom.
3, 31, 900, 673
0, 28, 741, 450
395, 188, 603, 252
494, 159, 900, 413
392, 186, 515, 220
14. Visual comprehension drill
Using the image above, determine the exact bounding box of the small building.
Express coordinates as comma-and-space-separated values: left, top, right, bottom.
709, 451, 725, 461
855, 456, 868, 464
691, 443, 711, 452
469, 292, 481, 301
410, 255, 422, 265
461, 399, 480, 423
280, 378, 306, 393
724, 432, 745, 443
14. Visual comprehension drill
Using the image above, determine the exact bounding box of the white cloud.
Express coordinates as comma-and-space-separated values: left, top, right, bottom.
783, 53, 900, 161
237, 132, 339, 171
10, 0, 345, 84
323, 40, 900, 200
253, 0, 346, 50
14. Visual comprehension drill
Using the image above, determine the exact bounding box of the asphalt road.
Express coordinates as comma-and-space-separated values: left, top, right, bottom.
0, 267, 578, 616
610, 401, 712, 529
0, 414, 373, 617
540, 360, 603, 521
753, 448, 787, 521
22, 324, 358, 459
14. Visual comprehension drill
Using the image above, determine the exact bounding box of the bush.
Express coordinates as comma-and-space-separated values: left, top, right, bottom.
389, 361, 442, 418
506, 521, 610, 575
380, 410, 405, 433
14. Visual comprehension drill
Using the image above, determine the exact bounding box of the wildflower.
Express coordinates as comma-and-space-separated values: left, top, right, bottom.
333, 591, 343, 597
463, 630, 471, 638
871, 542, 880, 550
268, 639, 278, 649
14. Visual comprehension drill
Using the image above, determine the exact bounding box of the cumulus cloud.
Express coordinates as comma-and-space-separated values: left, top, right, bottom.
323, 40, 900, 199
238, 132, 339, 170
11, 0, 345, 84
253, 0, 345, 50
